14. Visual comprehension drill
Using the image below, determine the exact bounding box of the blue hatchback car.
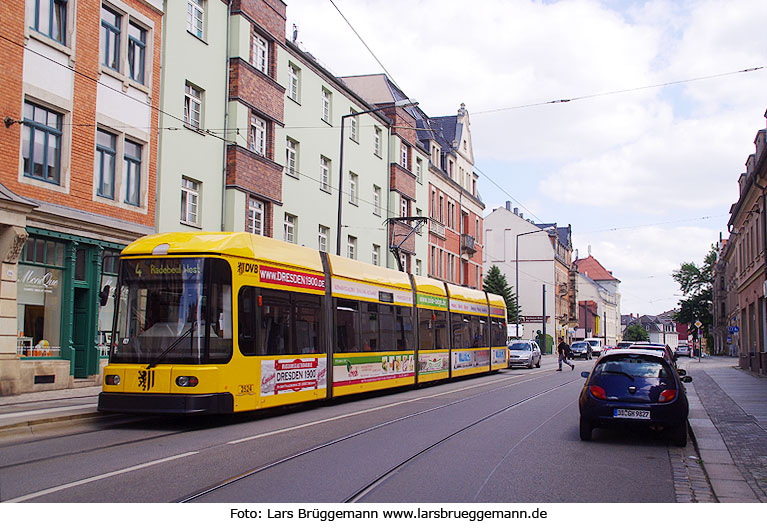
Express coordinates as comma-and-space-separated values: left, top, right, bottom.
578, 349, 692, 446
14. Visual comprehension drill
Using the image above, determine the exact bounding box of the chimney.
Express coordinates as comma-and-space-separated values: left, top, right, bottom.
513, 207, 519, 215
505, 201, 512, 211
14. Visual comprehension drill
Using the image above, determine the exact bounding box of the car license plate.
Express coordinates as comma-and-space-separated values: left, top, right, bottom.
614, 408, 650, 420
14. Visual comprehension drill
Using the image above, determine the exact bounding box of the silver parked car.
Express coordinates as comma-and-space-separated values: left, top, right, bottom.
508, 340, 542, 369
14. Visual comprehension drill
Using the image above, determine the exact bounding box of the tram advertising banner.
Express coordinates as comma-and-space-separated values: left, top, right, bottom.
452, 349, 491, 371
333, 354, 415, 387
260, 358, 327, 396
418, 352, 449, 376
492, 347, 507, 365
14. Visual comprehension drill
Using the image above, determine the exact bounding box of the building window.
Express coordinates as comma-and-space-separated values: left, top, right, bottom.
347, 236, 357, 260
187, 0, 204, 39
181, 177, 199, 225
400, 196, 408, 218
320, 156, 331, 192
101, 6, 121, 72
252, 33, 268, 74
286, 137, 298, 177
349, 172, 358, 205
127, 22, 146, 84
284, 214, 297, 243
184, 82, 202, 129
439, 195, 444, 222
400, 144, 408, 168
22, 101, 62, 185
374, 126, 382, 156
415, 157, 422, 183
415, 259, 421, 276
95, 129, 116, 199
250, 116, 266, 156
32, 0, 68, 45
372, 244, 380, 266
288, 63, 300, 102
123, 140, 142, 206
373, 185, 381, 216
321, 88, 331, 123
318, 225, 329, 252
349, 110, 358, 142
246, 197, 264, 235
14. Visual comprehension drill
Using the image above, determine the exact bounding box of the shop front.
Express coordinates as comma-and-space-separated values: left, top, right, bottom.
14, 228, 122, 392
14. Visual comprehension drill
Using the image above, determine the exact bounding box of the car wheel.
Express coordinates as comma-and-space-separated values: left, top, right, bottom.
527, 359, 534, 369
671, 422, 687, 447
579, 417, 592, 441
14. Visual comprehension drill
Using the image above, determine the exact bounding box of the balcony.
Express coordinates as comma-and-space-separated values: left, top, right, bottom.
460, 233, 476, 255
429, 218, 446, 239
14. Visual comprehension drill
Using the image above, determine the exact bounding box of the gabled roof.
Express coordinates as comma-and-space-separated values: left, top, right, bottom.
574, 255, 619, 282
534, 223, 572, 251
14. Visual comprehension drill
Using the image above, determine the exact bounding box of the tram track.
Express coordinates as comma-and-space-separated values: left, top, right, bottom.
179, 369, 581, 503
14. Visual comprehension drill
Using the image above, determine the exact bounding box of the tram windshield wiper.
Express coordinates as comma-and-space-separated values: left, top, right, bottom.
146, 320, 198, 370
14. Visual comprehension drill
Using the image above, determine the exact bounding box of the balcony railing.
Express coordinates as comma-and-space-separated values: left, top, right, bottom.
460, 233, 476, 255
429, 218, 446, 239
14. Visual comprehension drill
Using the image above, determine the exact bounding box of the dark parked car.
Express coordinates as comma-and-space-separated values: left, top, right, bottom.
570, 341, 594, 359
578, 349, 692, 446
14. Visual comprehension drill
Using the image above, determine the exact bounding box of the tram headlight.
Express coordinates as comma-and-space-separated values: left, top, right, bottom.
105, 375, 121, 385
176, 376, 199, 388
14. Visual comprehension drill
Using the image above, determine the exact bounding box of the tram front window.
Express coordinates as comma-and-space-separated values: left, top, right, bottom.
112, 257, 232, 365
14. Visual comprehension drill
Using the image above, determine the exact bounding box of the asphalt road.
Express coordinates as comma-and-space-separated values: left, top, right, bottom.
0, 356, 678, 503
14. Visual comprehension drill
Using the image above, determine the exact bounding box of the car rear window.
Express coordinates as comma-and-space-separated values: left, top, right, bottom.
509, 343, 531, 351
594, 355, 671, 378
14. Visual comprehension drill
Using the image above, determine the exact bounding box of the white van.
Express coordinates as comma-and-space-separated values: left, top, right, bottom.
584, 338, 604, 356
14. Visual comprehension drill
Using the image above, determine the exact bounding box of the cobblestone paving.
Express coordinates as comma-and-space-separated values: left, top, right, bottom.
693, 369, 767, 502
669, 434, 716, 502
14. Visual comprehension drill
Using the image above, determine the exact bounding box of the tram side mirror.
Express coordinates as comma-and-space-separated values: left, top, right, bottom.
99, 285, 111, 306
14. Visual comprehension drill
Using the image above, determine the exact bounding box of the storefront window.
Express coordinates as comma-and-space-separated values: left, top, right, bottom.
17, 263, 63, 357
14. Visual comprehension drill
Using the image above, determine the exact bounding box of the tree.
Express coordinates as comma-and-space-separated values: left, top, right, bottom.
623, 323, 649, 342
672, 245, 715, 341
483, 265, 520, 322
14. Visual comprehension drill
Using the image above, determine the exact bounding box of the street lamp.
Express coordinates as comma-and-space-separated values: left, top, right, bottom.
515, 226, 556, 339
336, 98, 418, 255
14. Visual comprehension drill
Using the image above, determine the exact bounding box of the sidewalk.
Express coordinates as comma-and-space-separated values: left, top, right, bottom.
1, 356, 766, 503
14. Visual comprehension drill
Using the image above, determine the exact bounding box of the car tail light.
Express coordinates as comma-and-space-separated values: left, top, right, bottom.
176, 376, 199, 388
659, 389, 677, 402
589, 385, 606, 400
105, 375, 121, 385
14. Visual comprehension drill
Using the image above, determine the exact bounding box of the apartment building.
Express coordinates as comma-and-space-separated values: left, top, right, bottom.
0, 0, 163, 395
417, 104, 485, 289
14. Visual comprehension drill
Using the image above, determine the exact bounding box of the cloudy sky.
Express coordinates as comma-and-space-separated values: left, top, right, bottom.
285, 0, 767, 316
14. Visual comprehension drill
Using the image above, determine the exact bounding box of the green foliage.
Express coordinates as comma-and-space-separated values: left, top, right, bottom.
672, 245, 715, 336
483, 265, 520, 322
623, 323, 649, 342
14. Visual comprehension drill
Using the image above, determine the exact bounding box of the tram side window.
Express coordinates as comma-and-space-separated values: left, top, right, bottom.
336, 298, 359, 352
360, 303, 378, 352
396, 306, 413, 350
451, 313, 469, 349
491, 318, 506, 347
238, 287, 257, 356
418, 308, 434, 350
379, 304, 395, 351
261, 292, 291, 356
474, 316, 487, 348
434, 310, 448, 349
295, 293, 321, 354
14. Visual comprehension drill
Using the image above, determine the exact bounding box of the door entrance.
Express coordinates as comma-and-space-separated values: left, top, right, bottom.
73, 286, 92, 378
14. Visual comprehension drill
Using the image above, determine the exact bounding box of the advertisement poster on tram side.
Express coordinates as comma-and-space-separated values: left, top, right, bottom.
417, 352, 449, 375
333, 354, 415, 387
260, 358, 327, 396
492, 347, 507, 365
452, 350, 475, 370
475, 349, 490, 367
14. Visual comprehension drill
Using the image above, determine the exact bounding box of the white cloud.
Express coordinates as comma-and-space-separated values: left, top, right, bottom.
284, 0, 767, 315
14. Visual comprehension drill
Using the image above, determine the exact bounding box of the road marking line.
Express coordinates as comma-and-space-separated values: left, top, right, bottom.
4, 451, 199, 503
228, 373, 549, 445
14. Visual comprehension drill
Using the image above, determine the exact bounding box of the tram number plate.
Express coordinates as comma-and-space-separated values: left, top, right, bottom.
614, 408, 650, 420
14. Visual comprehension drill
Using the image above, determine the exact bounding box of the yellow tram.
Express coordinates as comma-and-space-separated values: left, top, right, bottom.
98, 232, 508, 414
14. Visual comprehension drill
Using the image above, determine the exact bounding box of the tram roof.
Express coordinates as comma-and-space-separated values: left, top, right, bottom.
121, 232, 324, 273
411, 275, 448, 298
327, 254, 411, 291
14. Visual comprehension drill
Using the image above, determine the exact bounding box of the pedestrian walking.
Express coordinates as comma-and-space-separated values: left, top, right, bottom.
557, 338, 574, 371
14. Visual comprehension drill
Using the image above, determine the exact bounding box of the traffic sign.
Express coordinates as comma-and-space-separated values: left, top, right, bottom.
695, 320, 702, 328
